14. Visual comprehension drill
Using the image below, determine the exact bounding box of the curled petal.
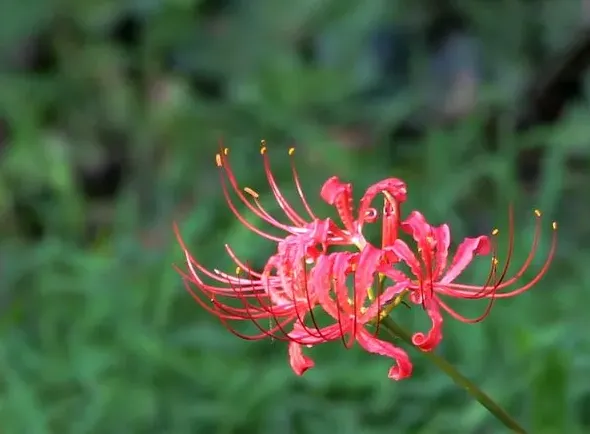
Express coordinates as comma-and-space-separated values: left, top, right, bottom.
358, 178, 407, 218
356, 329, 412, 380
400, 211, 432, 242
288, 341, 315, 376
411, 299, 443, 351
320, 176, 355, 233
440, 236, 492, 284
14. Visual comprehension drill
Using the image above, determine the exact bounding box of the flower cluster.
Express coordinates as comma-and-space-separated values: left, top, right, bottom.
174, 143, 557, 380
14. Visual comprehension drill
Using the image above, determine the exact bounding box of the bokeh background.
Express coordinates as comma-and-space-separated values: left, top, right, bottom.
1, 1, 590, 433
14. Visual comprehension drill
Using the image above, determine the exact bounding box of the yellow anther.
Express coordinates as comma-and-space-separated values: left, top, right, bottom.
215, 154, 222, 167
288, 147, 295, 155
534, 209, 541, 217
552, 221, 557, 230
236, 266, 241, 275
223, 147, 229, 155
244, 187, 259, 198
491, 228, 499, 236
260, 146, 267, 154
492, 257, 499, 266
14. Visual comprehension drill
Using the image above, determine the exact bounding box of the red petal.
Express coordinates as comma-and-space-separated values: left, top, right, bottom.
312, 254, 339, 319
354, 244, 383, 308
440, 236, 492, 284
320, 176, 355, 233
356, 329, 412, 380
391, 239, 422, 278
411, 299, 443, 351
400, 210, 432, 241
357, 178, 407, 219
288, 341, 315, 375
432, 224, 451, 275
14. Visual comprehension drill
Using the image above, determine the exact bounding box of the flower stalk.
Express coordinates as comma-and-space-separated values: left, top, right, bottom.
379, 316, 527, 434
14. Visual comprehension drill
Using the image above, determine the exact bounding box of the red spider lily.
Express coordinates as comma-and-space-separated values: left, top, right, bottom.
287, 244, 413, 380
388, 208, 557, 351
174, 146, 416, 378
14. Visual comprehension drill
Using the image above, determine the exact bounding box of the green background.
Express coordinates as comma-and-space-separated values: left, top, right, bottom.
1, 1, 588, 433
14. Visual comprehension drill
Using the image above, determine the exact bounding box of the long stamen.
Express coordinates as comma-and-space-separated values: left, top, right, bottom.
443, 209, 557, 298
243, 187, 302, 233
269, 256, 325, 342
260, 142, 308, 226
224, 244, 264, 278
174, 224, 268, 292
349, 265, 358, 349
216, 151, 284, 242
373, 275, 384, 337
298, 257, 330, 341
237, 267, 306, 343
333, 279, 348, 348
216, 265, 309, 343
288, 147, 318, 220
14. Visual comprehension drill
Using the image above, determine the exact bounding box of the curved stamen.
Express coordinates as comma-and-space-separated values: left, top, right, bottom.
437, 277, 498, 324
260, 142, 308, 227
224, 244, 264, 278
243, 187, 303, 234
216, 152, 284, 242
441, 210, 557, 299
297, 256, 330, 341
261, 256, 328, 342
331, 256, 354, 349
288, 147, 318, 220
208, 267, 311, 343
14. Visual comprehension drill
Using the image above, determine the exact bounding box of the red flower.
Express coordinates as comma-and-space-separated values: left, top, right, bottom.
174, 143, 557, 381
175, 145, 414, 378
389, 208, 557, 351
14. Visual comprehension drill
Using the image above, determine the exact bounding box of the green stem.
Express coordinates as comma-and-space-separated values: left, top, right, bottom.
380, 317, 527, 434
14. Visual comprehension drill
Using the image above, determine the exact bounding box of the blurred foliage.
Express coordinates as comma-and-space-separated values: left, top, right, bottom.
1, 1, 590, 433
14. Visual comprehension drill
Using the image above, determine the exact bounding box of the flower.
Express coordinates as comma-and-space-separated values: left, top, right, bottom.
174, 143, 557, 382
389, 208, 557, 351
175, 144, 414, 378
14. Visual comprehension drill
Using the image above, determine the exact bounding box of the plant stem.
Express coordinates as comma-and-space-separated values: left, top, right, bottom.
380, 317, 527, 434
